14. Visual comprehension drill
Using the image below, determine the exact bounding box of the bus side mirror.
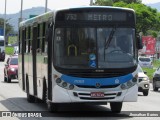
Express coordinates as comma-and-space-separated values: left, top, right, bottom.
136, 34, 143, 50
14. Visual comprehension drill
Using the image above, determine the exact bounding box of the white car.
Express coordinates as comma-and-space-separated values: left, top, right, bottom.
137, 65, 150, 96
14, 46, 19, 55
138, 56, 153, 68
152, 67, 160, 91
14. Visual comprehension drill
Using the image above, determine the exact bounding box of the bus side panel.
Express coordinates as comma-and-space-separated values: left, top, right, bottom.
28, 53, 34, 95
36, 50, 43, 99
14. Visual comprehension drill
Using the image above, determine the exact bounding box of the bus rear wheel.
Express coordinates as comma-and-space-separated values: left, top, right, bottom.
110, 102, 122, 113
26, 80, 35, 103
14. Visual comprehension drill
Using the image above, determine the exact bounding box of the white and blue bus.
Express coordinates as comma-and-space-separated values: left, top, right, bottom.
0, 35, 5, 61
18, 6, 142, 113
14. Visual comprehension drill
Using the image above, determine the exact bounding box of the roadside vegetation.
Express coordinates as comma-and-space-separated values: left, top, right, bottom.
5, 46, 14, 55
94, 0, 160, 38
142, 59, 160, 81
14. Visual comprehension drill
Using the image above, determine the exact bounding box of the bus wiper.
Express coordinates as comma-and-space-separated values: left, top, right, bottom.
105, 26, 116, 49
104, 26, 116, 61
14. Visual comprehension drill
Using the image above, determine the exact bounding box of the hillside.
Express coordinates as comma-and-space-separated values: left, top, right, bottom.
0, 3, 159, 32
0, 7, 51, 32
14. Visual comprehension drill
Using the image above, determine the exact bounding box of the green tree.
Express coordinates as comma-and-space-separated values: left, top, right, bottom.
113, 2, 160, 36
113, 0, 141, 3
0, 18, 14, 36
94, 0, 113, 6
94, 0, 160, 37
94, 0, 142, 5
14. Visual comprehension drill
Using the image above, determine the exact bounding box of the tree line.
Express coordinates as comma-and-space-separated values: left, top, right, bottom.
94, 0, 160, 39
0, 18, 14, 36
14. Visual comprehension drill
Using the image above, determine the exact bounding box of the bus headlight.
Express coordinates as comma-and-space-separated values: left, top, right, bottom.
56, 78, 62, 83
62, 82, 67, 87
132, 77, 137, 83
69, 84, 74, 90
54, 76, 75, 90
127, 81, 132, 87
121, 84, 126, 90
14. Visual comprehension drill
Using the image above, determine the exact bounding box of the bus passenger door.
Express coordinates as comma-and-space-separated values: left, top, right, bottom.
46, 22, 53, 101
32, 26, 38, 96
19, 29, 25, 90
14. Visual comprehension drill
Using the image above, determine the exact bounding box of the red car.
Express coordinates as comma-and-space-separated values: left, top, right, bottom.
4, 56, 18, 83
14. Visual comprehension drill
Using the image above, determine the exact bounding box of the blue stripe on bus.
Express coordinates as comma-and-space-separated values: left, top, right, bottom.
61, 74, 133, 86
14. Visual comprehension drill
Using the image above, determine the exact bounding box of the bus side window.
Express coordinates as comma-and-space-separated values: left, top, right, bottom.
27, 26, 31, 53
42, 22, 46, 53
22, 29, 26, 54
37, 24, 41, 53
18, 30, 21, 54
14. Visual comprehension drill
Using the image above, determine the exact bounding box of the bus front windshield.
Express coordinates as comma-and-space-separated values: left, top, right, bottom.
54, 27, 136, 69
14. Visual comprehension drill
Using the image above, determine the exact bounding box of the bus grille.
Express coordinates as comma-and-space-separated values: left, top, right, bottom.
69, 72, 126, 78
76, 84, 120, 88
73, 92, 121, 100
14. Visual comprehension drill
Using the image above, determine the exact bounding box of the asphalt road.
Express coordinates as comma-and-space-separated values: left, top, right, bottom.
0, 59, 160, 120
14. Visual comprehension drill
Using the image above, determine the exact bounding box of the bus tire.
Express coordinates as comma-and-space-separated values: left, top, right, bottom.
26, 79, 35, 103
47, 101, 58, 112
110, 102, 122, 113
42, 80, 47, 103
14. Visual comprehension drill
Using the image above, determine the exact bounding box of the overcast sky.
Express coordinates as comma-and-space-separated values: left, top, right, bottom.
0, 0, 159, 14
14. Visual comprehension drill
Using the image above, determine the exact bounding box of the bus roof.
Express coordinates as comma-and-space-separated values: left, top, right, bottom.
19, 11, 54, 27
19, 6, 135, 28
55, 6, 135, 12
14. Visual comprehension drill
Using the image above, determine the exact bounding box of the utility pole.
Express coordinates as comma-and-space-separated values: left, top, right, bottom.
45, 0, 48, 13
90, 0, 93, 6
4, 0, 7, 39
3, 0, 7, 47
20, 0, 23, 22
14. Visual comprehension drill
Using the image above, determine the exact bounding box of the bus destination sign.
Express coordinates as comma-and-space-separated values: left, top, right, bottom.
65, 12, 127, 21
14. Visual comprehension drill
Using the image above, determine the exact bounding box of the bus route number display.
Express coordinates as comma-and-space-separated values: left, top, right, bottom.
65, 12, 127, 21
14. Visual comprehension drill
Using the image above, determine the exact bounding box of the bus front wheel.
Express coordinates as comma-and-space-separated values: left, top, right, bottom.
47, 101, 58, 112
110, 102, 122, 113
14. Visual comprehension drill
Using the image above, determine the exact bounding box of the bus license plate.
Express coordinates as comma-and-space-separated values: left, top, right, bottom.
91, 92, 104, 98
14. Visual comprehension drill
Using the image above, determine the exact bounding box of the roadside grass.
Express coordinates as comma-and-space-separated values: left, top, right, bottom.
142, 68, 155, 81
142, 59, 160, 81
5, 46, 14, 55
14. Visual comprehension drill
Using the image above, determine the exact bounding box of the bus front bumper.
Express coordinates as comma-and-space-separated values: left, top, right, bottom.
52, 84, 138, 103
